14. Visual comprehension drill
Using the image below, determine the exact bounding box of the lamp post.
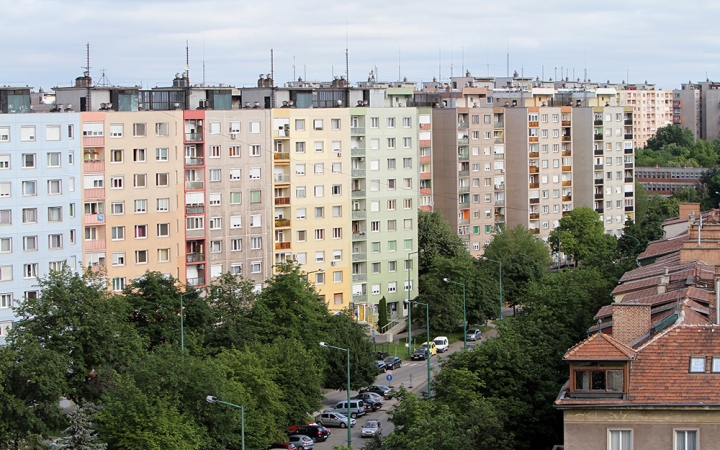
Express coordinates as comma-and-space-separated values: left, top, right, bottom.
443, 278, 466, 348
179, 291, 195, 357
406, 249, 423, 355
320, 342, 351, 449
206, 396, 244, 450
482, 257, 503, 321
407, 299, 432, 396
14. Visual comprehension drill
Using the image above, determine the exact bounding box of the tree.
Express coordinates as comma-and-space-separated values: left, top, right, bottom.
417, 211, 469, 274
645, 125, 695, 151
51, 402, 107, 450
698, 167, 720, 211
548, 207, 615, 266
482, 225, 551, 306
376, 297, 389, 332
321, 311, 377, 391
204, 272, 259, 353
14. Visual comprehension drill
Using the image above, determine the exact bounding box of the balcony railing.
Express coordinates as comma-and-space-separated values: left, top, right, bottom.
352, 169, 366, 177
594, 134, 603, 140
459, 218, 470, 224
494, 121, 504, 128
594, 120, 603, 126
84, 239, 106, 251
419, 139, 432, 146
529, 152, 539, 158
494, 136, 505, 143
562, 121, 571, 126
625, 163, 634, 169
83, 136, 105, 147
352, 252, 367, 262
351, 189, 366, 198
529, 137, 539, 142
595, 193, 604, 199
351, 127, 365, 135
458, 170, 470, 177
495, 200, 505, 206
186, 205, 204, 214
562, 180, 572, 186
458, 186, 470, 193
351, 147, 366, 157
274, 197, 291, 205
625, 134, 633, 140
529, 121, 539, 127
459, 201, 470, 209
186, 181, 204, 190
273, 152, 290, 161
420, 172, 431, 179
187, 277, 205, 287
84, 188, 105, 199
562, 136, 571, 142
530, 228, 540, 235
275, 242, 291, 250
186, 252, 205, 263
595, 208, 604, 214
529, 183, 539, 189
495, 215, 505, 223
529, 213, 540, 219
352, 273, 367, 282
273, 129, 290, 139
594, 149, 604, 155
458, 153, 470, 161
594, 179, 604, 185
494, 184, 505, 190
185, 157, 204, 166
84, 214, 104, 225
186, 229, 204, 238
275, 218, 291, 227
458, 122, 469, 129
625, 206, 634, 212
529, 198, 540, 204
625, 177, 634, 183
625, 191, 634, 197
352, 232, 367, 241
274, 174, 291, 183
624, 119, 633, 125
352, 210, 366, 219
562, 195, 572, 201
595, 164, 604, 170
529, 166, 539, 173
624, 148, 634, 154
84, 160, 105, 172
185, 133, 203, 142
420, 188, 432, 195
562, 165, 572, 172
562, 150, 572, 157
420, 155, 431, 163
458, 138, 469, 144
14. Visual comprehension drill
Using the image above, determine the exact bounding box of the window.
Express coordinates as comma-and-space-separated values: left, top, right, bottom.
111, 226, 125, 241
690, 357, 706, 373
135, 250, 148, 264
314, 141, 324, 152
230, 215, 242, 228
156, 173, 169, 186
315, 272, 324, 284
210, 240, 222, 253
295, 119, 305, 131
0, 294, 11, 309
403, 137, 412, 148
296, 186, 306, 198
296, 142, 306, 153
331, 118, 341, 130
209, 193, 221, 206
332, 205, 342, 217
608, 430, 632, 450
0, 183, 9, 198
157, 198, 169, 212
0, 266, 11, 281
230, 168, 242, 180
209, 217, 222, 230
314, 207, 324, 218
23, 236, 38, 251
314, 185, 324, 197
22, 181, 36, 196
112, 278, 126, 292
23, 263, 38, 278
249, 168, 261, 180
332, 184, 342, 195
210, 145, 221, 158
296, 208, 306, 220
387, 117, 395, 128
230, 238, 242, 252
134, 199, 147, 213
155, 122, 169, 136
403, 158, 412, 169
230, 192, 242, 204
403, 198, 412, 209
315, 251, 325, 263
315, 229, 325, 241
133, 123, 146, 137
333, 227, 342, 239
157, 223, 170, 237
0, 238, 10, 253
388, 282, 397, 293
20, 126, 35, 141
250, 145, 261, 157
387, 138, 396, 149
371, 221, 380, 232
674, 430, 697, 450
47, 152, 61, 168
134, 225, 147, 239
47, 179, 61, 194
0, 127, 9, 142
209, 169, 221, 182
134, 174, 147, 188
22, 153, 35, 168
133, 148, 146, 162
157, 248, 170, 263
250, 191, 261, 203
313, 119, 323, 130
155, 148, 168, 161
388, 240, 396, 252
250, 214, 262, 227
388, 219, 397, 231
297, 230, 307, 242
229, 145, 241, 157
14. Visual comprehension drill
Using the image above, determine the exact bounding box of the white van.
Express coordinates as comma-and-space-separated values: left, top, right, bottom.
326, 400, 366, 418
433, 336, 449, 353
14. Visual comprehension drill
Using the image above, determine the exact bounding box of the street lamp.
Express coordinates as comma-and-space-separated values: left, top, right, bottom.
206, 395, 244, 450
406, 299, 432, 396
320, 342, 351, 449
406, 249, 423, 355
443, 278, 466, 348
482, 257, 503, 321
179, 290, 195, 357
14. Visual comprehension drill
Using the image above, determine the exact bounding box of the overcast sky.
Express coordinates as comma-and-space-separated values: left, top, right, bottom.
1, 0, 718, 91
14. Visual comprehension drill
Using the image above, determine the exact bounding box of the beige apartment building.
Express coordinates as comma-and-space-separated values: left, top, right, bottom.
619, 86, 673, 148
81, 110, 186, 290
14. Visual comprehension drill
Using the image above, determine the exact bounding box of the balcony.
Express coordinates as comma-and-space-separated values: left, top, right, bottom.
625, 163, 634, 169
275, 242, 291, 250
420, 123, 431, 130
624, 134, 633, 140
351, 127, 365, 135
625, 177, 634, 183
594, 179, 604, 185
529, 198, 540, 204
495, 200, 505, 206
351, 147, 366, 156
494, 184, 505, 190
562, 195, 572, 202
562, 165, 572, 172
352, 169, 366, 177
420, 188, 432, 195
562, 121, 571, 126
274, 197, 291, 205
186, 229, 204, 238
273, 152, 290, 161
529, 121, 539, 127
275, 218, 291, 228
529, 183, 539, 189
187, 277, 205, 287
562, 150, 572, 157
625, 191, 634, 197
186, 205, 204, 214
529, 213, 540, 219
84, 188, 105, 199
594, 120, 603, 126
459, 201, 470, 209
595, 193, 604, 199
83, 136, 105, 147
273, 129, 290, 139
529, 137, 539, 142
185, 133, 203, 142
84, 160, 105, 172
185, 157, 204, 166
458, 122, 469, 129
594, 134, 603, 141
274, 174, 291, 183
351, 189, 366, 198
625, 148, 634, 154
495, 215, 505, 223
420, 155, 431, 163
458, 153, 469, 161
562, 136, 571, 142
352, 232, 367, 242
352, 273, 368, 282
186, 252, 205, 263
494, 137, 505, 144
352, 252, 367, 262
625, 206, 634, 212
458, 170, 470, 177
186, 181, 204, 190
85, 239, 106, 251
352, 210, 366, 219
529, 152, 539, 158
562, 180, 572, 187
458, 186, 470, 193
84, 214, 104, 225
529, 166, 539, 173
494, 121, 504, 128
594, 149, 604, 155
420, 172, 431, 179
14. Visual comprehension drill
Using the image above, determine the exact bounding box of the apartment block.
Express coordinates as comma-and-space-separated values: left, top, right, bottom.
0, 111, 83, 343
619, 85, 673, 148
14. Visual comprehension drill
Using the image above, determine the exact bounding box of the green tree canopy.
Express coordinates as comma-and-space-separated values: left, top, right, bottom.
548, 206, 616, 265
417, 211, 469, 274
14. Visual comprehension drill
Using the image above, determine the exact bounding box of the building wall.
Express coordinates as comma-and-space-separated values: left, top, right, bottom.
621, 89, 674, 148
563, 408, 720, 450
0, 112, 83, 343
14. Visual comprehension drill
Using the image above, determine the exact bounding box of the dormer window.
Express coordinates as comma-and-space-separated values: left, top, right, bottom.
569, 362, 626, 398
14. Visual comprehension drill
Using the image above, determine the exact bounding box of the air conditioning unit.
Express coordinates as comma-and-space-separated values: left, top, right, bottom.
337, 152, 342, 157
230, 133, 237, 140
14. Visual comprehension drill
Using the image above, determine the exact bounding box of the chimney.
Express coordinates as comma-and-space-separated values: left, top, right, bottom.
679, 203, 701, 221
658, 267, 670, 294
612, 303, 652, 346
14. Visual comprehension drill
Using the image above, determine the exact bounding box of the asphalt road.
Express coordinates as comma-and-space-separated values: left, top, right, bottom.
312, 336, 482, 449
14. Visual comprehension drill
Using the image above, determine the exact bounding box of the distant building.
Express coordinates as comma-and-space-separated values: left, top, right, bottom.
634, 166, 707, 197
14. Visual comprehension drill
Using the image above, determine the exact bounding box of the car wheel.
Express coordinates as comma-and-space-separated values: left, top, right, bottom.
340, 422, 347, 428
351, 412, 357, 419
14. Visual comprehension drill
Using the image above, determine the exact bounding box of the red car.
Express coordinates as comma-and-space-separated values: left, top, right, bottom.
269, 443, 297, 449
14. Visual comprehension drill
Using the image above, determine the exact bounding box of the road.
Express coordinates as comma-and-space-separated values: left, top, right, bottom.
312, 336, 485, 449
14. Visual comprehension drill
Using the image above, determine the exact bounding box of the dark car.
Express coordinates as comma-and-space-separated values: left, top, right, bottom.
353, 392, 384, 411
288, 424, 329, 442
376, 351, 390, 360
383, 356, 402, 369
269, 443, 297, 450
359, 385, 394, 400
375, 360, 387, 373
411, 347, 428, 360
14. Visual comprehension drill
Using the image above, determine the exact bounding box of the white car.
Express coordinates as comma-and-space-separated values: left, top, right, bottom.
361, 420, 382, 438
433, 336, 449, 353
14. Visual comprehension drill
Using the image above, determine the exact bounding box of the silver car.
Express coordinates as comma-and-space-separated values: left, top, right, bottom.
314, 412, 356, 428
361, 420, 382, 438
288, 434, 314, 450
466, 329, 482, 341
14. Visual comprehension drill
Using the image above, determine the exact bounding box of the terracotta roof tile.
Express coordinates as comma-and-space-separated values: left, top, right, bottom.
594, 304, 613, 320
563, 332, 636, 361
638, 233, 688, 260
612, 277, 664, 296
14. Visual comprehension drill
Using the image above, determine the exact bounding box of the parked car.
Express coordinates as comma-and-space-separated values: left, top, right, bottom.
269, 443, 297, 449
352, 392, 384, 411
376, 351, 390, 360
466, 329, 483, 341
288, 435, 314, 450
288, 424, 329, 442
433, 336, 449, 353
314, 412, 356, 428
361, 420, 383, 438
325, 400, 366, 418
359, 385, 394, 399
464, 343, 477, 351
421, 341, 437, 356
384, 356, 402, 369
375, 360, 387, 373
411, 347, 429, 360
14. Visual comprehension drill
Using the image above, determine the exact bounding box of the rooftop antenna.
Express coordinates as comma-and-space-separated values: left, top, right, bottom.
293, 56, 296, 81
97, 68, 111, 87
345, 22, 349, 84
202, 31, 206, 87
584, 51, 587, 82
184, 40, 190, 110
82, 43, 91, 111
270, 48, 274, 108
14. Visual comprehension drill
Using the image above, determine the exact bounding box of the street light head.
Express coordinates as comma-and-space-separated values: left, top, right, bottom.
443, 277, 449, 282
206, 395, 217, 403
319, 342, 328, 347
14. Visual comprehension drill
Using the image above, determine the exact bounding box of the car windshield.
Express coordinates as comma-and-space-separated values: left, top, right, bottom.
376, 385, 389, 390
364, 421, 379, 428
434, 339, 443, 344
